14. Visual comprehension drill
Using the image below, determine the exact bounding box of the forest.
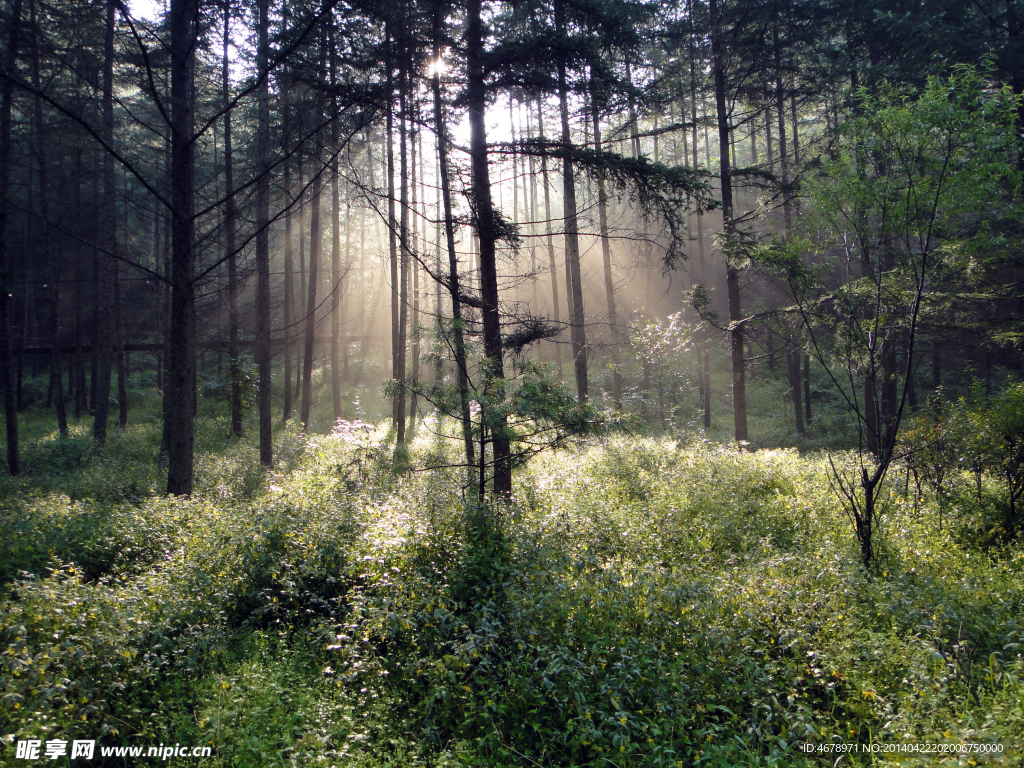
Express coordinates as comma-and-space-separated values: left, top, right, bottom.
2, 0, 1024, 764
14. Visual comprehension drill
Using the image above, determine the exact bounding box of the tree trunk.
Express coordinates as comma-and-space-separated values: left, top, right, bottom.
154, 171, 163, 397
396, 53, 410, 442
224, 0, 242, 438
860, 249, 880, 456
300, 39, 325, 431
114, 170, 127, 427
90, 170, 98, 414
526, 109, 540, 332
256, 0, 272, 466
295, 151, 306, 401
689, 53, 711, 431
93, 0, 117, 443
115, 256, 127, 426
431, 125, 442, 388
710, 0, 748, 443
803, 351, 811, 426
432, 10, 476, 493
29, 0, 67, 438
788, 347, 804, 436
282, 66, 294, 422
467, 0, 510, 496
158, 142, 170, 454
353, 138, 372, 388
775, 31, 792, 235
329, 20, 342, 421
165, 0, 198, 494
74, 151, 86, 420
556, 0, 587, 403
880, 257, 898, 440
537, 97, 562, 378
386, 36, 401, 437
0, 0, 22, 472
590, 76, 621, 409
408, 109, 420, 429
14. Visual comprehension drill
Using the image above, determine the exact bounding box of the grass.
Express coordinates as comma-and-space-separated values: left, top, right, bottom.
0, 393, 1022, 766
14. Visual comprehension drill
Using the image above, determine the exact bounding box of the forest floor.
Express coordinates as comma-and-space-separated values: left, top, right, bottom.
1, 407, 1022, 767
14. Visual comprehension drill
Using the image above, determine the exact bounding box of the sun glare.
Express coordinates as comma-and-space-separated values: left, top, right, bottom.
427, 58, 448, 77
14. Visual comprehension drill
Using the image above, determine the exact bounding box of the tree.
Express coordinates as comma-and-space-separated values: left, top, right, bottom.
164, 0, 199, 495
255, 0, 273, 467
768, 67, 1020, 567
0, 0, 23, 474
92, 0, 116, 444
554, 0, 588, 404
223, 0, 243, 440
299, 31, 326, 431
466, 0, 512, 495
429, 0, 476, 493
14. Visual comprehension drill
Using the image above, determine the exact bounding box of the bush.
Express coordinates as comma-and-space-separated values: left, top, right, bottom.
2, 415, 1022, 766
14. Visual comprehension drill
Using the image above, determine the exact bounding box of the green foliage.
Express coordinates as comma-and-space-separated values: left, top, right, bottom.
519, 138, 718, 268
200, 355, 258, 412
1, 412, 1023, 766
782, 66, 1020, 398
407, 352, 606, 491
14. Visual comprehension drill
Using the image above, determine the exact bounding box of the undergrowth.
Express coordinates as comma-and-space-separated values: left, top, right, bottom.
1, 412, 1022, 766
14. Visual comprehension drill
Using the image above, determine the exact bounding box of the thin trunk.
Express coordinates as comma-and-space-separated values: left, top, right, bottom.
696, 347, 705, 425
0, 0, 19, 472
467, 0, 510, 496
115, 171, 127, 427
296, 152, 306, 400
282, 68, 293, 421
256, 0, 272, 465
774, 31, 792, 234
300, 44, 325, 431
689, 55, 706, 285
93, 0, 116, 443
408, 109, 421, 429
115, 249, 127, 426
510, 94, 519, 231
154, 171, 163, 396
557, 0, 587, 403
158, 142, 170, 454
790, 92, 800, 166
386, 37, 400, 437
166, 0, 198, 494
590, 79, 621, 408
409, 243, 419, 426
30, 0, 66, 437
74, 152, 85, 419
224, 0, 242, 437
710, 0, 747, 443
330, 188, 343, 420
526, 109, 539, 325
537, 98, 562, 378
330, 20, 342, 420
703, 346, 711, 430
395, 51, 410, 443
861, 252, 880, 455
689, 51, 711, 431
880, 259, 897, 440
803, 351, 811, 426
432, 10, 476, 492
433, 125, 442, 387
788, 346, 804, 436
353, 141, 370, 387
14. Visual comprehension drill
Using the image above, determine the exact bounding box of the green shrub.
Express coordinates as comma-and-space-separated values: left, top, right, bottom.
2, 413, 1022, 766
